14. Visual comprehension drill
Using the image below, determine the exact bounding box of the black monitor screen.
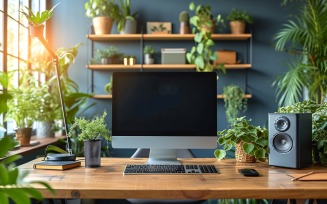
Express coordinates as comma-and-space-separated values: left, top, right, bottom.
112, 72, 217, 136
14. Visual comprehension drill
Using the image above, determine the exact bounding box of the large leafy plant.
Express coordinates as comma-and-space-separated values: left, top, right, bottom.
226, 8, 253, 24
277, 100, 327, 165
85, 0, 119, 19
0, 136, 54, 204
214, 116, 268, 161
0, 71, 11, 115
273, 0, 327, 106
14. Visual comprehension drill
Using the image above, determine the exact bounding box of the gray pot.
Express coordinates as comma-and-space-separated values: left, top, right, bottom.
120, 19, 137, 34
36, 121, 55, 138
84, 139, 101, 168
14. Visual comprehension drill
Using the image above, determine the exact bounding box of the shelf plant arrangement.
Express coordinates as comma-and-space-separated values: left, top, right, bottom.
215, 116, 268, 163
143, 45, 157, 64
226, 8, 253, 34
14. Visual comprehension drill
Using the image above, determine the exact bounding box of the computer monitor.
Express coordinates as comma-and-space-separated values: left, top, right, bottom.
112, 71, 217, 164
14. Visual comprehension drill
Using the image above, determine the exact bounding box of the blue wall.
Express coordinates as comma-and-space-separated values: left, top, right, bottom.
48, 0, 296, 158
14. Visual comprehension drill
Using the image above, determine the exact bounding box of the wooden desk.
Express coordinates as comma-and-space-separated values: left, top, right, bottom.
18, 158, 327, 200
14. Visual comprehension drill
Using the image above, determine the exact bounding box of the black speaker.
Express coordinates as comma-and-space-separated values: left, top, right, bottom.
268, 113, 312, 169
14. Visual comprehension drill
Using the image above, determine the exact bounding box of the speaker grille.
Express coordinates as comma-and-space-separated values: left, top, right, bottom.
274, 116, 290, 132
272, 133, 293, 153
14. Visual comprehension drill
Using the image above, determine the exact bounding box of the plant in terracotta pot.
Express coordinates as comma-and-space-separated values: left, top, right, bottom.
5, 84, 41, 146
117, 0, 138, 34
85, 0, 119, 35
214, 116, 268, 163
20, 3, 59, 37
143, 45, 157, 64
187, 2, 225, 72
223, 84, 247, 126
179, 11, 190, 34
68, 111, 111, 168
226, 8, 253, 34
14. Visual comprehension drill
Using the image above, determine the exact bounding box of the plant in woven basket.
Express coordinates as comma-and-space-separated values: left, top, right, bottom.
214, 116, 268, 162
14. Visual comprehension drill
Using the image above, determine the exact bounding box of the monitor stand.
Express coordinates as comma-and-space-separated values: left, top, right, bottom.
146, 149, 181, 165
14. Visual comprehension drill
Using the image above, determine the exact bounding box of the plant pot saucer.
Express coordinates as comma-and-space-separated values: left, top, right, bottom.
18, 140, 40, 147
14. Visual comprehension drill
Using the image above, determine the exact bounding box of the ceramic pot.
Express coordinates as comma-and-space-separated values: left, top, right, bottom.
230, 21, 246, 34
84, 139, 101, 168
179, 22, 191, 34
120, 19, 137, 34
16, 127, 32, 146
36, 121, 55, 138
92, 16, 113, 35
144, 54, 154, 64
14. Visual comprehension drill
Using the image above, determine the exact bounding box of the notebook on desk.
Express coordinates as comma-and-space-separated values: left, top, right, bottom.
33, 160, 81, 170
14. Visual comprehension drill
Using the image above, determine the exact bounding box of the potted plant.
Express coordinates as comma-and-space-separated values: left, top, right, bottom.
179, 11, 190, 34
0, 71, 11, 115
5, 81, 41, 146
187, 2, 224, 72
68, 111, 111, 168
20, 3, 59, 37
117, 0, 138, 34
34, 84, 61, 138
143, 45, 157, 64
226, 8, 253, 34
223, 84, 247, 126
85, 0, 119, 35
96, 46, 124, 64
214, 116, 268, 163
277, 100, 327, 166
273, 0, 327, 106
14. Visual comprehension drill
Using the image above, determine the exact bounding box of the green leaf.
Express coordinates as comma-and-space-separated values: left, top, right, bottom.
0, 137, 17, 158
214, 149, 226, 160
242, 142, 254, 154
5, 188, 31, 204
189, 2, 195, 11
0, 192, 9, 204
254, 149, 266, 159
194, 56, 204, 69
194, 32, 203, 43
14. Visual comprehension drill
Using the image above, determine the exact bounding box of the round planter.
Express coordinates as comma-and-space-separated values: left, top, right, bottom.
235, 141, 256, 163
84, 139, 101, 168
16, 127, 32, 146
36, 121, 55, 138
230, 21, 246, 34
29, 24, 44, 38
92, 16, 113, 35
120, 19, 137, 34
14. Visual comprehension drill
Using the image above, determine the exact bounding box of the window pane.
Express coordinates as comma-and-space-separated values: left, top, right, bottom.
19, 24, 28, 60
0, 11, 3, 52
19, 0, 29, 27
7, 55, 18, 87
0, 1, 3, 10
8, 0, 19, 21
7, 18, 19, 57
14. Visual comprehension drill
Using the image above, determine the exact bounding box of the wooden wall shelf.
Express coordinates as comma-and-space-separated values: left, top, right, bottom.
86, 64, 252, 70
92, 94, 252, 99
86, 34, 252, 41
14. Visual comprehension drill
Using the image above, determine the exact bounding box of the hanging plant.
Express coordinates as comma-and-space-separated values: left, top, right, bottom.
223, 84, 247, 125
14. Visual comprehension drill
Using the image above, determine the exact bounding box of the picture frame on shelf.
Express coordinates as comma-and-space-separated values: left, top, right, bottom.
147, 22, 172, 34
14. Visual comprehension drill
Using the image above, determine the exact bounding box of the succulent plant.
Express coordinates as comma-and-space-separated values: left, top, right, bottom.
179, 11, 189, 22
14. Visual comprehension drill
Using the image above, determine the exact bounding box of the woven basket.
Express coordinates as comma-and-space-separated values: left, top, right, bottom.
235, 141, 256, 163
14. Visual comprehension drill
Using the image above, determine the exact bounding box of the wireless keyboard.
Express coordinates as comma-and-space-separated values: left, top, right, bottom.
124, 164, 219, 174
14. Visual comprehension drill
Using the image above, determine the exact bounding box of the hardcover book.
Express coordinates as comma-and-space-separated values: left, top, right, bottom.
33, 160, 81, 170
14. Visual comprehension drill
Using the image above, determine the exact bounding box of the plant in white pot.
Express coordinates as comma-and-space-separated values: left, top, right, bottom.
85, 0, 120, 35
143, 45, 157, 64
68, 111, 111, 168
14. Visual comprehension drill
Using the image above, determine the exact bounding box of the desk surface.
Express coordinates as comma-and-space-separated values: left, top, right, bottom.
19, 158, 327, 200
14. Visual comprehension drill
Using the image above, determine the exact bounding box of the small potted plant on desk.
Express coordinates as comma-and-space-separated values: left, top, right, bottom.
68, 111, 111, 168
226, 8, 253, 34
214, 116, 268, 163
